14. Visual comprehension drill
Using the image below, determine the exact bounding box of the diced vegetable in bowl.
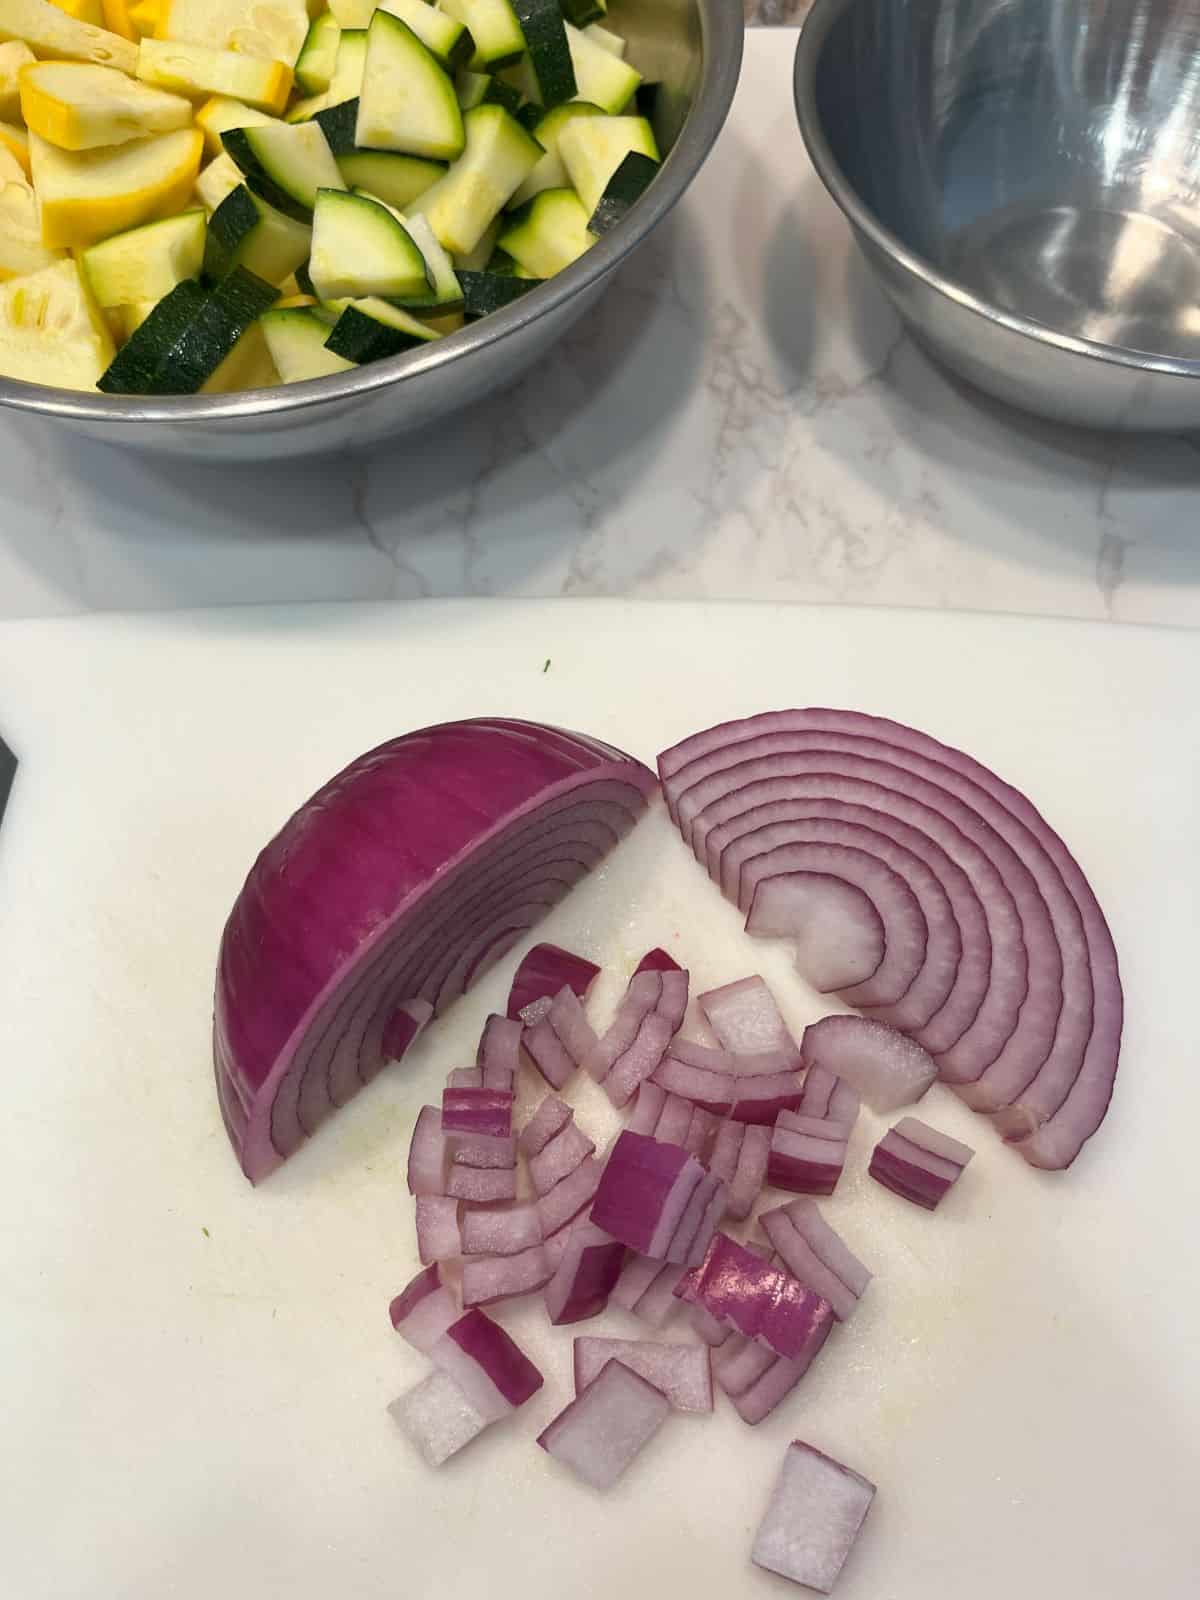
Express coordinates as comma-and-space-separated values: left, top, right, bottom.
0, 0, 675, 394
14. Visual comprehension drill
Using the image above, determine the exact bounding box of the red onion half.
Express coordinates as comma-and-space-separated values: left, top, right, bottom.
215, 719, 655, 1182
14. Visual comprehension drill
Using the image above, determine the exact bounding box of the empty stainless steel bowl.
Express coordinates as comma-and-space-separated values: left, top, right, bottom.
795, 0, 1200, 429
0, 0, 741, 461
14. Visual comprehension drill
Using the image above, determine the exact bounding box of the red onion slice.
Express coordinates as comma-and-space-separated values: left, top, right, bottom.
507, 942, 600, 1023
698, 976, 801, 1062
759, 1202, 870, 1322
529, 1120, 596, 1197
389, 1369, 489, 1466
430, 1308, 544, 1421
752, 1441, 876, 1592
217, 721, 653, 1181
389, 1265, 461, 1351
416, 1195, 462, 1264
573, 1338, 713, 1412
537, 1359, 671, 1491
802, 1014, 936, 1113
476, 1013, 522, 1089
590, 1132, 704, 1258
407, 1105, 449, 1196
869, 1115, 974, 1210
441, 1087, 514, 1138
536, 1154, 602, 1236
767, 1112, 850, 1197
797, 1063, 860, 1127
460, 1202, 543, 1257
544, 1221, 626, 1325
462, 1243, 553, 1307
635, 948, 682, 974
519, 1094, 574, 1159
447, 1164, 518, 1203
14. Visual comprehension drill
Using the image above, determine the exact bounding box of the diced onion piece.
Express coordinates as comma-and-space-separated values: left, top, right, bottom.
767, 1111, 850, 1197
746, 867, 885, 991
462, 1243, 553, 1307
625, 1080, 666, 1134
708, 1116, 745, 1184
407, 1105, 449, 1196
429, 1307, 543, 1421
536, 1153, 602, 1235
610, 1251, 666, 1314
524, 982, 600, 1088
584, 969, 660, 1083
652, 1092, 693, 1146
389, 1369, 488, 1466
529, 1119, 596, 1197
665, 1171, 727, 1267
590, 1131, 704, 1258
523, 1015, 577, 1089
537, 1358, 671, 1491
683, 1105, 719, 1159
729, 1070, 806, 1125
544, 1220, 626, 1325
712, 1332, 777, 1397
477, 1012, 522, 1089
451, 1131, 517, 1170
519, 1094, 574, 1159
447, 1164, 518, 1203
698, 975, 801, 1063
797, 1062, 860, 1127
416, 1195, 462, 1264
691, 1304, 733, 1346
752, 1440, 876, 1592
628, 1260, 689, 1328
441, 1086, 513, 1138
869, 1116, 974, 1210
460, 1202, 543, 1257
727, 1123, 771, 1220
447, 1066, 483, 1088
652, 1044, 735, 1116
759, 1201, 869, 1322
508, 942, 599, 1023
802, 1014, 936, 1113
732, 1352, 809, 1426
389, 1265, 460, 1351
635, 947, 681, 974
573, 1337, 712, 1412
677, 1233, 835, 1364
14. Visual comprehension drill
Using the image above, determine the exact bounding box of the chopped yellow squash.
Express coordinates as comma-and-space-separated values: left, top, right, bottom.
0, 170, 66, 276
0, 257, 114, 388
21, 60, 193, 148
156, 0, 309, 68
0, 118, 29, 172
48, 0, 104, 27
0, 37, 35, 119
137, 38, 293, 114
192, 148, 240, 212
194, 93, 278, 158
0, 0, 137, 74
99, 0, 156, 39
30, 123, 202, 246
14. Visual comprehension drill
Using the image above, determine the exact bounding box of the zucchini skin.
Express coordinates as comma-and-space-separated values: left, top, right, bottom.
459, 268, 541, 316
588, 150, 659, 235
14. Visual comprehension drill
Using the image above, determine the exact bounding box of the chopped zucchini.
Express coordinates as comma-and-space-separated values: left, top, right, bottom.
195, 95, 280, 158
312, 94, 358, 155
193, 149, 242, 211
223, 120, 344, 219
556, 112, 657, 216
136, 40, 294, 117
564, 21, 639, 113
0, 257, 114, 389
309, 186, 430, 299
155, 0, 310, 68
508, 98, 601, 207
450, 213, 499, 271
439, 0, 522, 70
20, 60, 193, 150
325, 25, 367, 102
458, 266, 538, 316
511, 0, 574, 109
205, 181, 311, 284
81, 207, 205, 305
497, 184, 592, 276
0, 172, 66, 278
586, 148, 657, 234
560, 0, 605, 24
200, 314, 278, 391
29, 124, 203, 249
581, 21, 623, 56
324, 294, 440, 362
112, 295, 159, 339
373, 0, 473, 71
99, 265, 277, 392
0, 39, 36, 122
261, 303, 354, 381
0, 0, 137, 74
294, 10, 339, 94
336, 147, 443, 208
408, 102, 540, 254
455, 68, 521, 114
356, 11, 464, 161
386, 206, 462, 308
417, 306, 463, 334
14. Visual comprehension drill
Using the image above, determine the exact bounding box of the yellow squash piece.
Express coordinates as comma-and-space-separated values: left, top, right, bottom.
0, 37, 34, 119
194, 94, 278, 158
156, 0, 309, 68
0, 169, 66, 276
137, 38, 293, 114
192, 148, 240, 211
48, 0, 104, 26
0, 0, 137, 74
21, 60, 193, 148
100, 0, 157, 39
0, 118, 29, 171
30, 123, 202, 246
0, 256, 114, 388
200, 315, 278, 390
111, 295, 157, 338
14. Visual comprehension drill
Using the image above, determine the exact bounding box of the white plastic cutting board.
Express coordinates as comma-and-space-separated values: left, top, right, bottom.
0, 600, 1197, 1600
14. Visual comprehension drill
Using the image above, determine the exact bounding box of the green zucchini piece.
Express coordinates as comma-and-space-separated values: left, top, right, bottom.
82, 210, 206, 309
378, 0, 474, 70
98, 279, 207, 394
99, 269, 278, 396
324, 296, 441, 363
261, 306, 356, 382
408, 103, 541, 254
512, 0, 575, 108
441, 0, 525, 70
455, 68, 522, 114
330, 28, 369, 103
560, 0, 605, 25
222, 122, 346, 220
452, 215, 501, 270
205, 185, 313, 286
336, 149, 445, 208
509, 98, 602, 207
485, 246, 519, 274
497, 185, 593, 276
581, 21, 623, 55
587, 149, 658, 234
386, 208, 464, 308
356, 11, 465, 161
295, 12, 341, 95
458, 268, 540, 316
314, 97, 360, 157
556, 113, 658, 216
565, 22, 640, 112
309, 188, 431, 300
515, 101, 541, 132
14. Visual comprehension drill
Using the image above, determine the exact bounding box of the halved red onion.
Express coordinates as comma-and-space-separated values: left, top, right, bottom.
698, 976, 801, 1063
416, 1195, 462, 1264
797, 1062, 860, 1127
544, 1220, 626, 1324
460, 1201, 543, 1257
727, 1122, 772, 1219
529, 1119, 596, 1197
767, 1111, 850, 1196
537, 1358, 671, 1490
462, 1242, 553, 1307
536, 1154, 602, 1236
476, 1013, 522, 1090
665, 1170, 727, 1266
635, 948, 682, 974
216, 721, 653, 1182
407, 1105, 449, 1196
591, 1132, 704, 1258
752, 1441, 876, 1592
446, 1066, 484, 1089
507, 942, 600, 1023
519, 1094, 573, 1159
869, 1116, 974, 1210
802, 1014, 936, 1113
447, 1163, 517, 1203
430, 1308, 544, 1422
441, 1086, 514, 1138
389, 1264, 461, 1351
652, 1092, 694, 1146
573, 1337, 712, 1412
389, 1369, 489, 1466
626, 1080, 666, 1134
759, 1201, 870, 1322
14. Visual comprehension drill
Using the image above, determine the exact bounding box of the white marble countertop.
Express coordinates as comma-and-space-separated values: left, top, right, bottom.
1, 31, 1198, 628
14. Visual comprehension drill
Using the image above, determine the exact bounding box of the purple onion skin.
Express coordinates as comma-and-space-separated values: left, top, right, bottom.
635, 948, 682, 975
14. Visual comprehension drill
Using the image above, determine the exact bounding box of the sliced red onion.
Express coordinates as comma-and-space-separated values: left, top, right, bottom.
407, 1105, 449, 1196
759, 1202, 869, 1322
460, 1201, 543, 1257
869, 1116, 974, 1210
389, 1264, 461, 1351
665, 1171, 727, 1266
683, 1105, 719, 1160
216, 720, 654, 1182
446, 1164, 518, 1203
519, 1094, 574, 1159
591, 1132, 704, 1258
573, 1337, 712, 1412
544, 1220, 626, 1324
450, 1131, 517, 1170
389, 1369, 489, 1466
446, 1066, 484, 1089
752, 1440, 877, 1593
746, 870, 884, 992
727, 1123, 771, 1220
507, 942, 600, 1023
430, 1307, 544, 1422
625, 1080, 666, 1134
442, 1086, 513, 1138
461, 1242, 553, 1307
635, 948, 682, 974
652, 1092, 694, 1146
536, 1153, 602, 1235
729, 1070, 806, 1125
797, 1062, 860, 1127
537, 1358, 671, 1491
476, 1012, 522, 1089
802, 1014, 936, 1113
529, 1119, 596, 1197
767, 1111, 850, 1196
698, 976, 801, 1062
416, 1195, 462, 1264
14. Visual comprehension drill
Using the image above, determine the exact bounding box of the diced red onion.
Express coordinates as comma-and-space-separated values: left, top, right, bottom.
536, 1153, 602, 1235
625, 1080, 666, 1134
635, 948, 682, 974
451, 1132, 517, 1170
752, 1440, 877, 1592
446, 1066, 483, 1089
543, 1220, 574, 1271
652, 1046, 735, 1116
630, 1261, 690, 1327
462, 1242, 553, 1307
590, 968, 690, 1108
447, 1164, 518, 1203
524, 983, 600, 1088
698, 976, 801, 1064
691, 1304, 734, 1346
407, 1105, 449, 1196
529, 1119, 596, 1197
416, 1195, 462, 1264
389, 1264, 461, 1351
519, 1094, 574, 1159
767, 1111, 850, 1196
460, 1201, 543, 1257
665, 1171, 727, 1266
869, 1115, 974, 1210
591, 1131, 705, 1258
537, 1358, 671, 1491
442, 1086, 513, 1138
708, 1116, 745, 1185
653, 1092, 694, 1146
727, 1122, 771, 1220
573, 1337, 712, 1412
797, 1062, 860, 1127
611, 1252, 666, 1313
729, 1070, 806, 1125
759, 1202, 869, 1322
585, 970, 661, 1083
676, 1233, 835, 1364
429, 1307, 544, 1422
216, 720, 654, 1182
544, 1220, 626, 1324
389, 1369, 489, 1466
476, 1012, 522, 1089
801, 1014, 936, 1113
507, 941, 600, 1023
731, 1352, 810, 1425
523, 1015, 577, 1090
683, 1105, 719, 1159
746, 868, 885, 992
712, 1333, 777, 1397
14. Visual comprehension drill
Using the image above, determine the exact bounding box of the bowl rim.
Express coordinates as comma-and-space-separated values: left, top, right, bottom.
0, 0, 744, 427
793, 0, 1200, 383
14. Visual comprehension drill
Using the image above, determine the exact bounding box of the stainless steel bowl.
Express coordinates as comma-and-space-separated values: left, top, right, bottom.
795, 0, 1200, 430
0, 0, 742, 461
